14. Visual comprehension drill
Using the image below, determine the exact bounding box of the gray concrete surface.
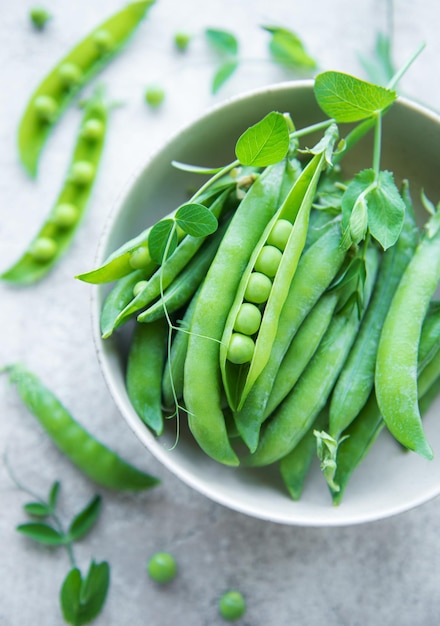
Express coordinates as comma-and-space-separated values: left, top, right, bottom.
1, 0, 440, 624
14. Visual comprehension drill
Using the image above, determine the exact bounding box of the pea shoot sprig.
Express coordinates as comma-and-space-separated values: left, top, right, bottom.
5, 458, 109, 625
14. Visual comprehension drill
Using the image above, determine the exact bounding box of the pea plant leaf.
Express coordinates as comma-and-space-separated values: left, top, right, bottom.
171, 161, 224, 175
48, 480, 61, 512
341, 169, 406, 249
262, 25, 317, 70
68, 495, 101, 543
175, 203, 218, 237
23, 502, 51, 517
359, 32, 395, 86
60, 560, 110, 626
148, 219, 178, 264
235, 111, 290, 167
212, 60, 239, 94
16, 522, 66, 546
314, 71, 397, 122
205, 28, 238, 56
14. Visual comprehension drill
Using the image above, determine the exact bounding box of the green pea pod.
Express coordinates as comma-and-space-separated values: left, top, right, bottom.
77, 177, 236, 284
184, 161, 287, 466
111, 190, 232, 331
5, 364, 159, 491
329, 182, 419, 438
19, 1, 155, 177
233, 219, 346, 452
2, 87, 109, 285
221, 152, 326, 411
138, 219, 229, 324
375, 211, 440, 460
100, 269, 146, 338
247, 245, 379, 467
418, 300, 440, 370
126, 318, 168, 435
279, 409, 328, 501
162, 288, 201, 409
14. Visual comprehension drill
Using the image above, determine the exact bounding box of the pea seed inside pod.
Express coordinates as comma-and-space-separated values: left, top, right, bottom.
51, 203, 79, 229
244, 272, 272, 304
133, 279, 149, 297
129, 246, 151, 269
30, 236, 58, 262
254, 245, 283, 278
233, 303, 262, 335
58, 62, 83, 88
93, 29, 114, 54
227, 333, 255, 364
69, 161, 95, 187
266, 218, 293, 251
81, 118, 105, 142
34, 94, 57, 122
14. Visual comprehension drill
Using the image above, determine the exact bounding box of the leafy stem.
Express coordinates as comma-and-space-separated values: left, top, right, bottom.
373, 113, 382, 177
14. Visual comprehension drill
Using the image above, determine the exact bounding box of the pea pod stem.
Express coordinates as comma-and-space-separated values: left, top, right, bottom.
19, 1, 155, 176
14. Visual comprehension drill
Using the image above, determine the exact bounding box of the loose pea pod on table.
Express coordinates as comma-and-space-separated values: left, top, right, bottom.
2, 87, 109, 285
19, 0, 155, 177
3, 364, 159, 491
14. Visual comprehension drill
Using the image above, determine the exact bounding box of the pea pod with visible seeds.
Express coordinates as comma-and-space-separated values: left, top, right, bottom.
183, 161, 287, 466
19, 1, 155, 177
375, 211, 440, 460
100, 269, 147, 338
126, 318, 168, 435
4, 364, 159, 491
328, 181, 419, 439
221, 151, 326, 411
2, 87, 109, 285
246, 244, 379, 467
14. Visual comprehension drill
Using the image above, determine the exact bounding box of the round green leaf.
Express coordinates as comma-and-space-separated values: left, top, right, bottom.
235, 111, 290, 167
148, 219, 178, 264
175, 203, 218, 237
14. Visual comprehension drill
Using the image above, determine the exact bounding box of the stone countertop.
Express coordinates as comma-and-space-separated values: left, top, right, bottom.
1, 1, 440, 624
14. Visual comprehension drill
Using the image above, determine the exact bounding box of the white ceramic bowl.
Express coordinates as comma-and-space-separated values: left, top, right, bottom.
93, 81, 440, 526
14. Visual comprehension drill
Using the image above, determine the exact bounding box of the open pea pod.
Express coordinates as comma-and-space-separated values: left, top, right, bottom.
220, 151, 326, 410
76, 176, 237, 284
19, 1, 155, 177
2, 87, 109, 285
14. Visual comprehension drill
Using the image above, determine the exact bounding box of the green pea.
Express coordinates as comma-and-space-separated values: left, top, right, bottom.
129, 246, 151, 269
147, 552, 177, 584
219, 590, 246, 621
30, 7, 51, 29
174, 32, 191, 51
254, 245, 283, 278
133, 280, 148, 297
81, 118, 105, 142
69, 161, 95, 186
267, 218, 292, 250
34, 95, 57, 122
244, 272, 272, 304
233, 303, 262, 335
30, 237, 57, 262
50, 203, 79, 229
145, 84, 165, 108
227, 333, 255, 364
93, 29, 114, 54
58, 62, 82, 88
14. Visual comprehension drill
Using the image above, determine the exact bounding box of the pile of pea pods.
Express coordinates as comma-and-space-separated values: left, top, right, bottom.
79, 113, 440, 506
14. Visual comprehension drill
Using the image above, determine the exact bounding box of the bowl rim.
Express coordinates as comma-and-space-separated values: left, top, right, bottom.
91, 79, 440, 527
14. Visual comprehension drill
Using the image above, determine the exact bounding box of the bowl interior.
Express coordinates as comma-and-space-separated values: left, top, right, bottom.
94, 81, 440, 526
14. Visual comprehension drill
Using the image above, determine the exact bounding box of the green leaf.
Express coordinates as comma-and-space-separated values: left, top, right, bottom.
358, 33, 395, 86
314, 71, 397, 122
148, 219, 178, 264
60, 561, 110, 626
263, 25, 317, 70
341, 169, 406, 250
171, 161, 224, 175
212, 60, 239, 93
175, 203, 218, 237
205, 28, 238, 56
23, 502, 51, 517
16, 522, 66, 545
48, 480, 61, 512
235, 111, 290, 167
303, 122, 339, 167
68, 495, 101, 542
